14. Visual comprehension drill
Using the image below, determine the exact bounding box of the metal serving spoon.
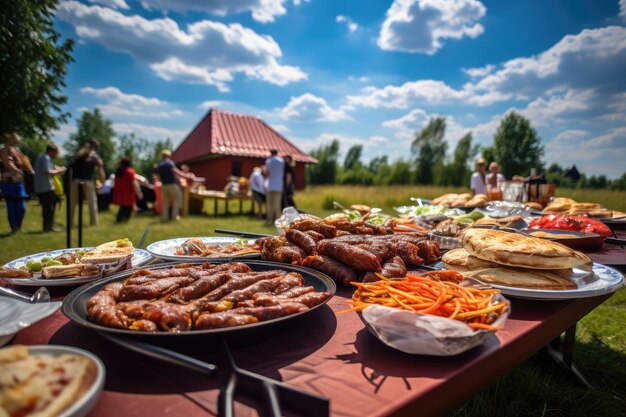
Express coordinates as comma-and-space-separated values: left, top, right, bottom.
0, 286, 51, 303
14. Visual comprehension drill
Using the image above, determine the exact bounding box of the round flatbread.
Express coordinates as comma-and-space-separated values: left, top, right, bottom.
461, 267, 577, 290
461, 228, 592, 270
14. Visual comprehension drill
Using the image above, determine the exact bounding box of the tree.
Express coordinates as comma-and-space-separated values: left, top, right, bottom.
492, 111, 544, 179
447, 132, 478, 186
0, 0, 74, 138
306, 140, 340, 185
343, 145, 363, 171
64, 108, 116, 174
411, 117, 448, 184
368, 155, 388, 175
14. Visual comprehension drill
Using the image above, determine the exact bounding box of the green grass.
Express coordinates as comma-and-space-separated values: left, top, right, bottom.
1, 186, 625, 416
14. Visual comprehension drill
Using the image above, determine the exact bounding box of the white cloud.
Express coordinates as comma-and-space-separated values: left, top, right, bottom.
80, 86, 183, 118
545, 127, 626, 178
280, 93, 351, 122
471, 26, 626, 102
199, 100, 226, 110
56, 1, 306, 91
271, 124, 290, 133
620, 0, 626, 20
138, 0, 288, 23
462, 64, 494, 78
382, 108, 474, 151
378, 0, 486, 54
113, 123, 188, 144
87, 0, 128, 9
80, 86, 165, 106
551, 129, 590, 145
336, 15, 359, 32
347, 80, 467, 109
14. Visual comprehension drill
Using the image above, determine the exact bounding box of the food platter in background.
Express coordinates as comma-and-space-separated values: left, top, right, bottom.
2, 248, 152, 286
519, 229, 605, 250
146, 236, 261, 262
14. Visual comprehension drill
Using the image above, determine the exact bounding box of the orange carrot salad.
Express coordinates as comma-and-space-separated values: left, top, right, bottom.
339, 270, 507, 331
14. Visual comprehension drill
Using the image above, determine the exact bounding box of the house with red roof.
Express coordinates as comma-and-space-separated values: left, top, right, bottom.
172, 108, 317, 191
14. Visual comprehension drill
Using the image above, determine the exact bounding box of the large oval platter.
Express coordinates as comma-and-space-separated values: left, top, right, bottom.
146, 236, 261, 262
62, 260, 335, 338
3, 248, 153, 287
433, 261, 623, 300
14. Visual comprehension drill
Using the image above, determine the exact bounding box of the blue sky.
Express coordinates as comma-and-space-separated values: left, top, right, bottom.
53, 0, 626, 178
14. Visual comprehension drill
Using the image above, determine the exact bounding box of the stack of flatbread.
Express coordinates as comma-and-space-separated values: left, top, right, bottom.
431, 193, 488, 207
442, 228, 593, 290
543, 197, 626, 218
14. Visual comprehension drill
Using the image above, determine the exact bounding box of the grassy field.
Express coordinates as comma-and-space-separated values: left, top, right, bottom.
1, 185, 624, 416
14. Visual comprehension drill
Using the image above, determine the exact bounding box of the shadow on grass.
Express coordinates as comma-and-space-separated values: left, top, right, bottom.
451, 336, 626, 417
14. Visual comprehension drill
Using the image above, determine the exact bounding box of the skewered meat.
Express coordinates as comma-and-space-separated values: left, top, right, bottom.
415, 240, 441, 264
87, 263, 332, 332
286, 229, 317, 254
301, 255, 358, 285
288, 219, 337, 238
266, 245, 307, 263
304, 230, 325, 242
317, 240, 382, 272
0, 266, 32, 278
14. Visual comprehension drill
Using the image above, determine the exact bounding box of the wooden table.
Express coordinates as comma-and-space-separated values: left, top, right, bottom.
4, 232, 625, 417
186, 190, 255, 217
9, 287, 618, 417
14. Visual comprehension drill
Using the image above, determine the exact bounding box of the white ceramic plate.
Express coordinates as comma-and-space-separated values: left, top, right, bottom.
0, 298, 62, 346
3, 248, 153, 286
24, 345, 105, 417
146, 236, 259, 261
433, 262, 624, 300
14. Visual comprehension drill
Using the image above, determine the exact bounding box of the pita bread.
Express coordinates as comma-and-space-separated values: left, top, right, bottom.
461, 267, 577, 290
461, 228, 592, 270
442, 248, 575, 279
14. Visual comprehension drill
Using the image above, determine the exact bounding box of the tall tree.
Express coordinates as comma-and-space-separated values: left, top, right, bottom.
411, 117, 448, 184
449, 132, 479, 186
492, 111, 544, 178
343, 145, 363, 171
0, 0, 74, 137
306, 140, 340, 185
64, 108, 116, 174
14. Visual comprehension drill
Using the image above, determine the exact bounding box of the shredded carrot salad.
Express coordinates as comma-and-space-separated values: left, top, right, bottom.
339, 270, 507, 331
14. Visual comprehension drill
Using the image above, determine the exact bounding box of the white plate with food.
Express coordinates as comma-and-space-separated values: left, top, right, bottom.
146, 236, 261, 262
0, 344, 105, 417
1, 248, 152, 286
434, 261, 623, 300
0, 298, 62, 346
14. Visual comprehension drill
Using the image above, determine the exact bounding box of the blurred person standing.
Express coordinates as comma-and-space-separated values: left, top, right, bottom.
264, 150, 284, 225
0, 133, 30, 233
34, 144, 66, 232
282, 155, 296, 209
112, 157, 143, 223
470, 157, 487, 196
249, 166, 266, 219
157, 149, 188, 221
70, 139, 105, 226
486, 161, 506, 200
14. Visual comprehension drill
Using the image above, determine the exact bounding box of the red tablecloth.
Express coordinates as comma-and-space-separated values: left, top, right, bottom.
12, 287, 615, 417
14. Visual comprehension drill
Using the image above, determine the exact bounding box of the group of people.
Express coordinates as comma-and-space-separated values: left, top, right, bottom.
0, 131, 198, 234
249, 150, 296, 225
470, 157, 505, 197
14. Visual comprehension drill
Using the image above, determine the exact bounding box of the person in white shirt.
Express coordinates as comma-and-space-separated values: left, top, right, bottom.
470, 157, 487, 196
249, 166, 266, 219
264, 150, 284, 224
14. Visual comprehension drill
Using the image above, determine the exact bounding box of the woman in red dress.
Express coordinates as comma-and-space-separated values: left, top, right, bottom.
112, 157, 143, 223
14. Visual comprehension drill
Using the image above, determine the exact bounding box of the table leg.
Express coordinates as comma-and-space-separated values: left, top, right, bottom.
225, 199, 229, 216
545, 324, 592, 388
214, 198, 218, 217
239, 198, 243, 214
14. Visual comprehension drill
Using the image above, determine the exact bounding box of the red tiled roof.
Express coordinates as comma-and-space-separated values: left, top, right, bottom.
172, 109, 317, 164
